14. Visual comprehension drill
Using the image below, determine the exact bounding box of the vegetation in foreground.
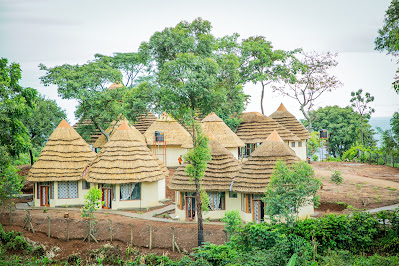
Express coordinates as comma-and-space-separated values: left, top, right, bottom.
2, 208, 399, 265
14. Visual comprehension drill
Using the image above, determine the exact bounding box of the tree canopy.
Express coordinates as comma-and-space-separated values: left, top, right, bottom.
303, 106, 376, 157
350, 89, 375, 146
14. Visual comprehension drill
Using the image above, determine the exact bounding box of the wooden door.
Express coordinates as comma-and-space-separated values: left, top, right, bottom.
102, 188, 112, 209
40, 185, 50, 207
185, 196, 196, 220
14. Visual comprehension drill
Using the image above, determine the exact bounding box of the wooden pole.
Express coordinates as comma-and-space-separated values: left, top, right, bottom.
148, 225, 152, 250
385, 153, 387, 165
129, 224, 133, 246
47, 216, 51, 239
108, 219, 113, 243
172, 227, 175, 252
66, 219, 70, 242
377, 153, 379, 165
9, 204, 13, 226
369, 152, 372, 164
223, 229, 228, 243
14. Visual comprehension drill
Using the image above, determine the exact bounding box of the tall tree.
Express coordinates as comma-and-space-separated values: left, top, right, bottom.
379, 112, 399, 156
22, 94, 67, 165
303, 106, 376, 157
350, 89, 375, 146
0, 58, 37, 203
146, 18, 247, 245
273, 51, 343, 131
240, 36, 295, 115
375, 0, 399, 92
94, 51, 151, 87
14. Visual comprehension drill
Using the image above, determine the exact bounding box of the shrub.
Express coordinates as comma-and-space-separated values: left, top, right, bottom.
222, 210, 243, 237
330, 170, 343, 185
312, 154, 319, 162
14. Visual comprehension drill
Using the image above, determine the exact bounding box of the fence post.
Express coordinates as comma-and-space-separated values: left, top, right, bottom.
385, 154, 387, 165
394, 155, 396, 168
66, 219, 70, 242
108, 219, 113, 243
129, 224, 133, 246
47, 216, 51, 239
369, 152, 372, 164
148, 225, 152, 250
376, 153, 379, 165
172, 227, 175, 252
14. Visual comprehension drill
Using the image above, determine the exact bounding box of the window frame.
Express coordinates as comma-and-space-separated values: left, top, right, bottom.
298, 141, 302, 147
291, 142, 296, 147
120, 183, 141, 201
58, 181, 78, 199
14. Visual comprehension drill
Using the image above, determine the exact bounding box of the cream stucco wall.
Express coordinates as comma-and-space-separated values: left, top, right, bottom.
148, 145, 187, 168
286, 140, 307, 161
227, 148, 239, 160
33, 180, 91, 207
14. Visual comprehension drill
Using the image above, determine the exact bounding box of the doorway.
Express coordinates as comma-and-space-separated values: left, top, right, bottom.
252, 199, 265, 223
102, 187, 112, 209
40, 185, 50, 207
185, 196, 196, 220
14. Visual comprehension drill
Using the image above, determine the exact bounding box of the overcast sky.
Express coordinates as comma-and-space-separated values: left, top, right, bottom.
1, 0, 398, 125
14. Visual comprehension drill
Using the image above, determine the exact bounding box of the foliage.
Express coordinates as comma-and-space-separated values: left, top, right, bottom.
375, 0, 399, 92
0, 225, 30, 252
21, 93, 66, 165
222, 210, 243, 237
350, 89, 375, 146
330, 170, 343, 185
0, 165, 23, 205
379, 111, 399, 156
240, 36, 295, 114
264, 161, 322, 225
272, 51, 342, 131
81, 187, 102, 219
94, 51, 151, 87
303, 106, 376, 157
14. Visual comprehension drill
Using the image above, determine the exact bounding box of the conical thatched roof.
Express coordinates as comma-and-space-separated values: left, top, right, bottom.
144, 113, 192, 146
269, 103, 311, 140
85, 121, 168, 184
27, 119, 97, 182
108, 82, 123, 90
92, 118, 146, 148
134, 111, 157, 134
236, 112, 300, 143
201, 112, 244, 148
169, 138, 241, 192
232, 130, 300, 194
73, 119, 102, 145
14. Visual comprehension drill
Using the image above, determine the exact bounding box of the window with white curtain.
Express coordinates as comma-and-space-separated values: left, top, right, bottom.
120, 183, 141, 200
58, 181, 78, 199
208, 192, 225, 211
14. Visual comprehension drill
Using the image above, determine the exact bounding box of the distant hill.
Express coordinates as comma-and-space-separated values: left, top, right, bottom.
369, 117, 391, 145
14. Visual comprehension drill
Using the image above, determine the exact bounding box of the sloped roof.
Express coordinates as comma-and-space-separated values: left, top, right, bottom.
85, 121, 168, 184
27, 119, 97, 182
92, 118, 145, 148
232, 130, 300, 194
169, 138, 241, 192
269, 103, 311, 140
236, 112, 300, 143
134, 111, 157, 134
72, 118, 102, 145
144, 113, 192, 146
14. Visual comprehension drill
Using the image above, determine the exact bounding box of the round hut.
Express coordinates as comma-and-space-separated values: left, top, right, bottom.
134, 111, 157, 134
92, 118, 146, 150
169, 136, 241, 221
269, 103, 311, 160
144, 113, 192, 168
27, 119, 97, 207
236, 112, 299, 158
232, 130, 306, 223
84, 121, 167, 209
199, 112, 244, 159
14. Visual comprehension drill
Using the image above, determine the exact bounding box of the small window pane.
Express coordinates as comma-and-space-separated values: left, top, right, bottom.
291, 142, 295, 147
298, 141, 302, 147
229, 191, 237, 198
83, 180, 90, 190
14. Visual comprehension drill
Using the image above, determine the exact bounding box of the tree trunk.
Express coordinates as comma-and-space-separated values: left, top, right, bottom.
91, 117, 110, 142
29, 149, 34, 166
360, 116, 364, 146
194, 178, 204, 246
260, 82, 265, 115
300, 105, 312, 131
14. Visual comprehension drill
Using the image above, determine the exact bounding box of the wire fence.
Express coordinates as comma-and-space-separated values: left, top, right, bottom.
0, 210, 227, 252
357, 149, 399, 168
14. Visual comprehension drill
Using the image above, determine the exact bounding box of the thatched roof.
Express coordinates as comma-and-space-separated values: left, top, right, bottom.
134, 111, 157, 134
92, 118, 146, 148
85, 121, 168, 184
269, 103, 311, 140
236, 112, 300, 144
27, 119, 97, 182
169, 138, 241, 192
144, 113, 192, 146
72, 119, 102, 145
201, 112, 244, 148
108, 82, 123, 90
232, 130, 300, 194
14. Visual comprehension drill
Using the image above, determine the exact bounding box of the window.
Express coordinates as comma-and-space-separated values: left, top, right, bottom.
298, 141, 302, 147
82, 180, 90, 190
120, 183, 141, 200
229, 191, 237, 198
291, 142, 295, 147
246, 194, 252, 213
58, 181, 78, 199
208, 192, 225, 210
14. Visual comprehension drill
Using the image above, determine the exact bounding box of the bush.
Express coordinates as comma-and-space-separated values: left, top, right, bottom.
330, 170, 343, 185
222, 210, 243, 237
312, 154, 319, 162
